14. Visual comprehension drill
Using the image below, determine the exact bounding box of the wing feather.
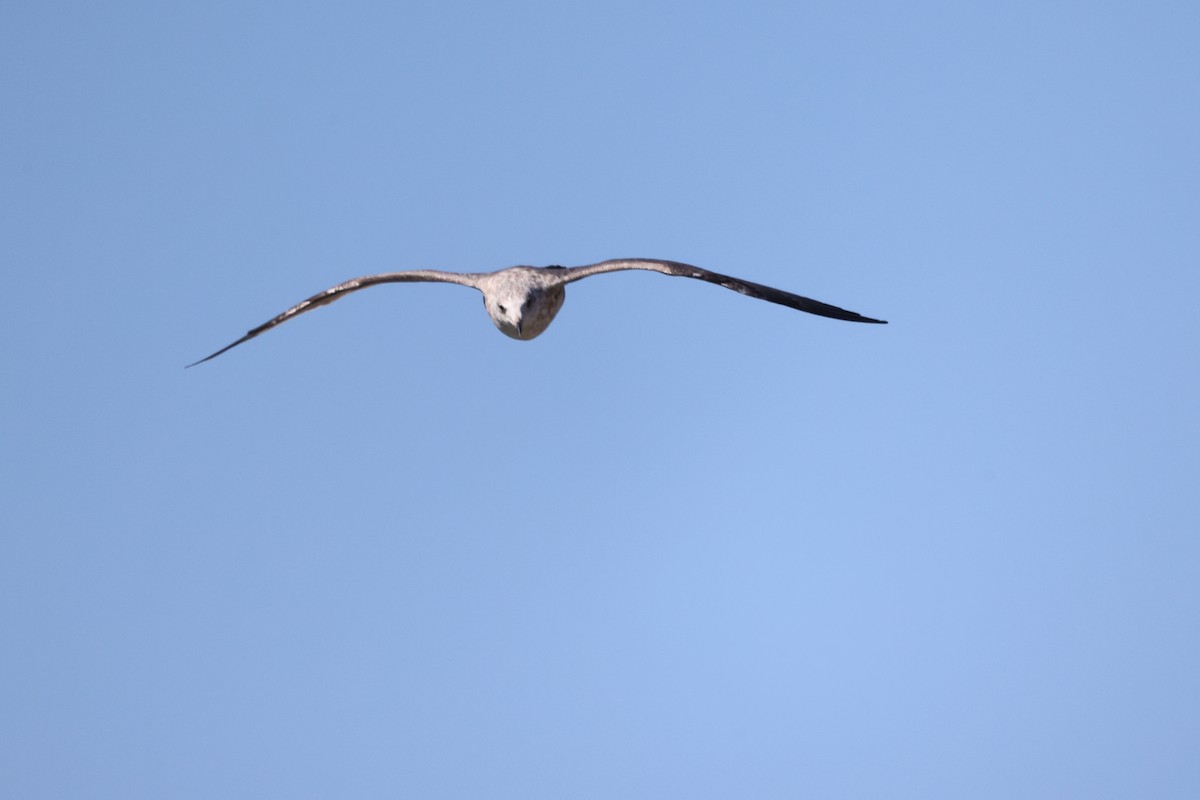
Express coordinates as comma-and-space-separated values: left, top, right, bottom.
186, 270, 483, 367
555, 258, 887, 324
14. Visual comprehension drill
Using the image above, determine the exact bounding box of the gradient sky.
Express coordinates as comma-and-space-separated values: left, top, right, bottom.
3, 1, 1198, 797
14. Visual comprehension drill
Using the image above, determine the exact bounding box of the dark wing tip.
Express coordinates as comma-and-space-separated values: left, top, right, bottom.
820, 311, 888, 324
652, 262, 889, 326
184, 333, 256, 368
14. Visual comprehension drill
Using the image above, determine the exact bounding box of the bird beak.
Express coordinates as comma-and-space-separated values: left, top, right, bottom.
515, 321, 523, 338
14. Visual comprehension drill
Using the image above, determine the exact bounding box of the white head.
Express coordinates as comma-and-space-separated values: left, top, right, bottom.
482, 272, 565, 340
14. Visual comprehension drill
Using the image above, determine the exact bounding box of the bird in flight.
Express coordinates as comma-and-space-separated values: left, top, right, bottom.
187, 258, 886, 367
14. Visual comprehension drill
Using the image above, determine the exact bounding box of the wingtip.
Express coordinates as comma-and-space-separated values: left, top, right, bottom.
184, 347, 230, 369
185, 334, 255, 368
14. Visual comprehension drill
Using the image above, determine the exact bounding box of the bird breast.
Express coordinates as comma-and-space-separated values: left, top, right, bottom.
517, 286, 566, 340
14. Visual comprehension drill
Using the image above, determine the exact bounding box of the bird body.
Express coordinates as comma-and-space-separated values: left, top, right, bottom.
188, 258, 885, 366
479, 267, 566, 340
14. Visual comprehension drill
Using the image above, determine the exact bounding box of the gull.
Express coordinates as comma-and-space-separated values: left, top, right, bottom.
187, 258, 886, 366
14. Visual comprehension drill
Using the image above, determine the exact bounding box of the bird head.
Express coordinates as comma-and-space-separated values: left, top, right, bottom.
483, 275, 564, 340
483, 291, 546, 339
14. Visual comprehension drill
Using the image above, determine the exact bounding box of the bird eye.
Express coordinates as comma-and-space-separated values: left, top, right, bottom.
498, 304, 507, 314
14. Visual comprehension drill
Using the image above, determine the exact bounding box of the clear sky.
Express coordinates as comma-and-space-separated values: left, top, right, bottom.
2, 1, 1198, 797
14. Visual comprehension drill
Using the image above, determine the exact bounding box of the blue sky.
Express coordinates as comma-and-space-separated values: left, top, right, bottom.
2, 1, 1198, 797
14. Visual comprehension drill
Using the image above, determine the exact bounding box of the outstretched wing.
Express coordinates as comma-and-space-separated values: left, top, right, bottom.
187, 270, 484, 367
553, 258, 887, 324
